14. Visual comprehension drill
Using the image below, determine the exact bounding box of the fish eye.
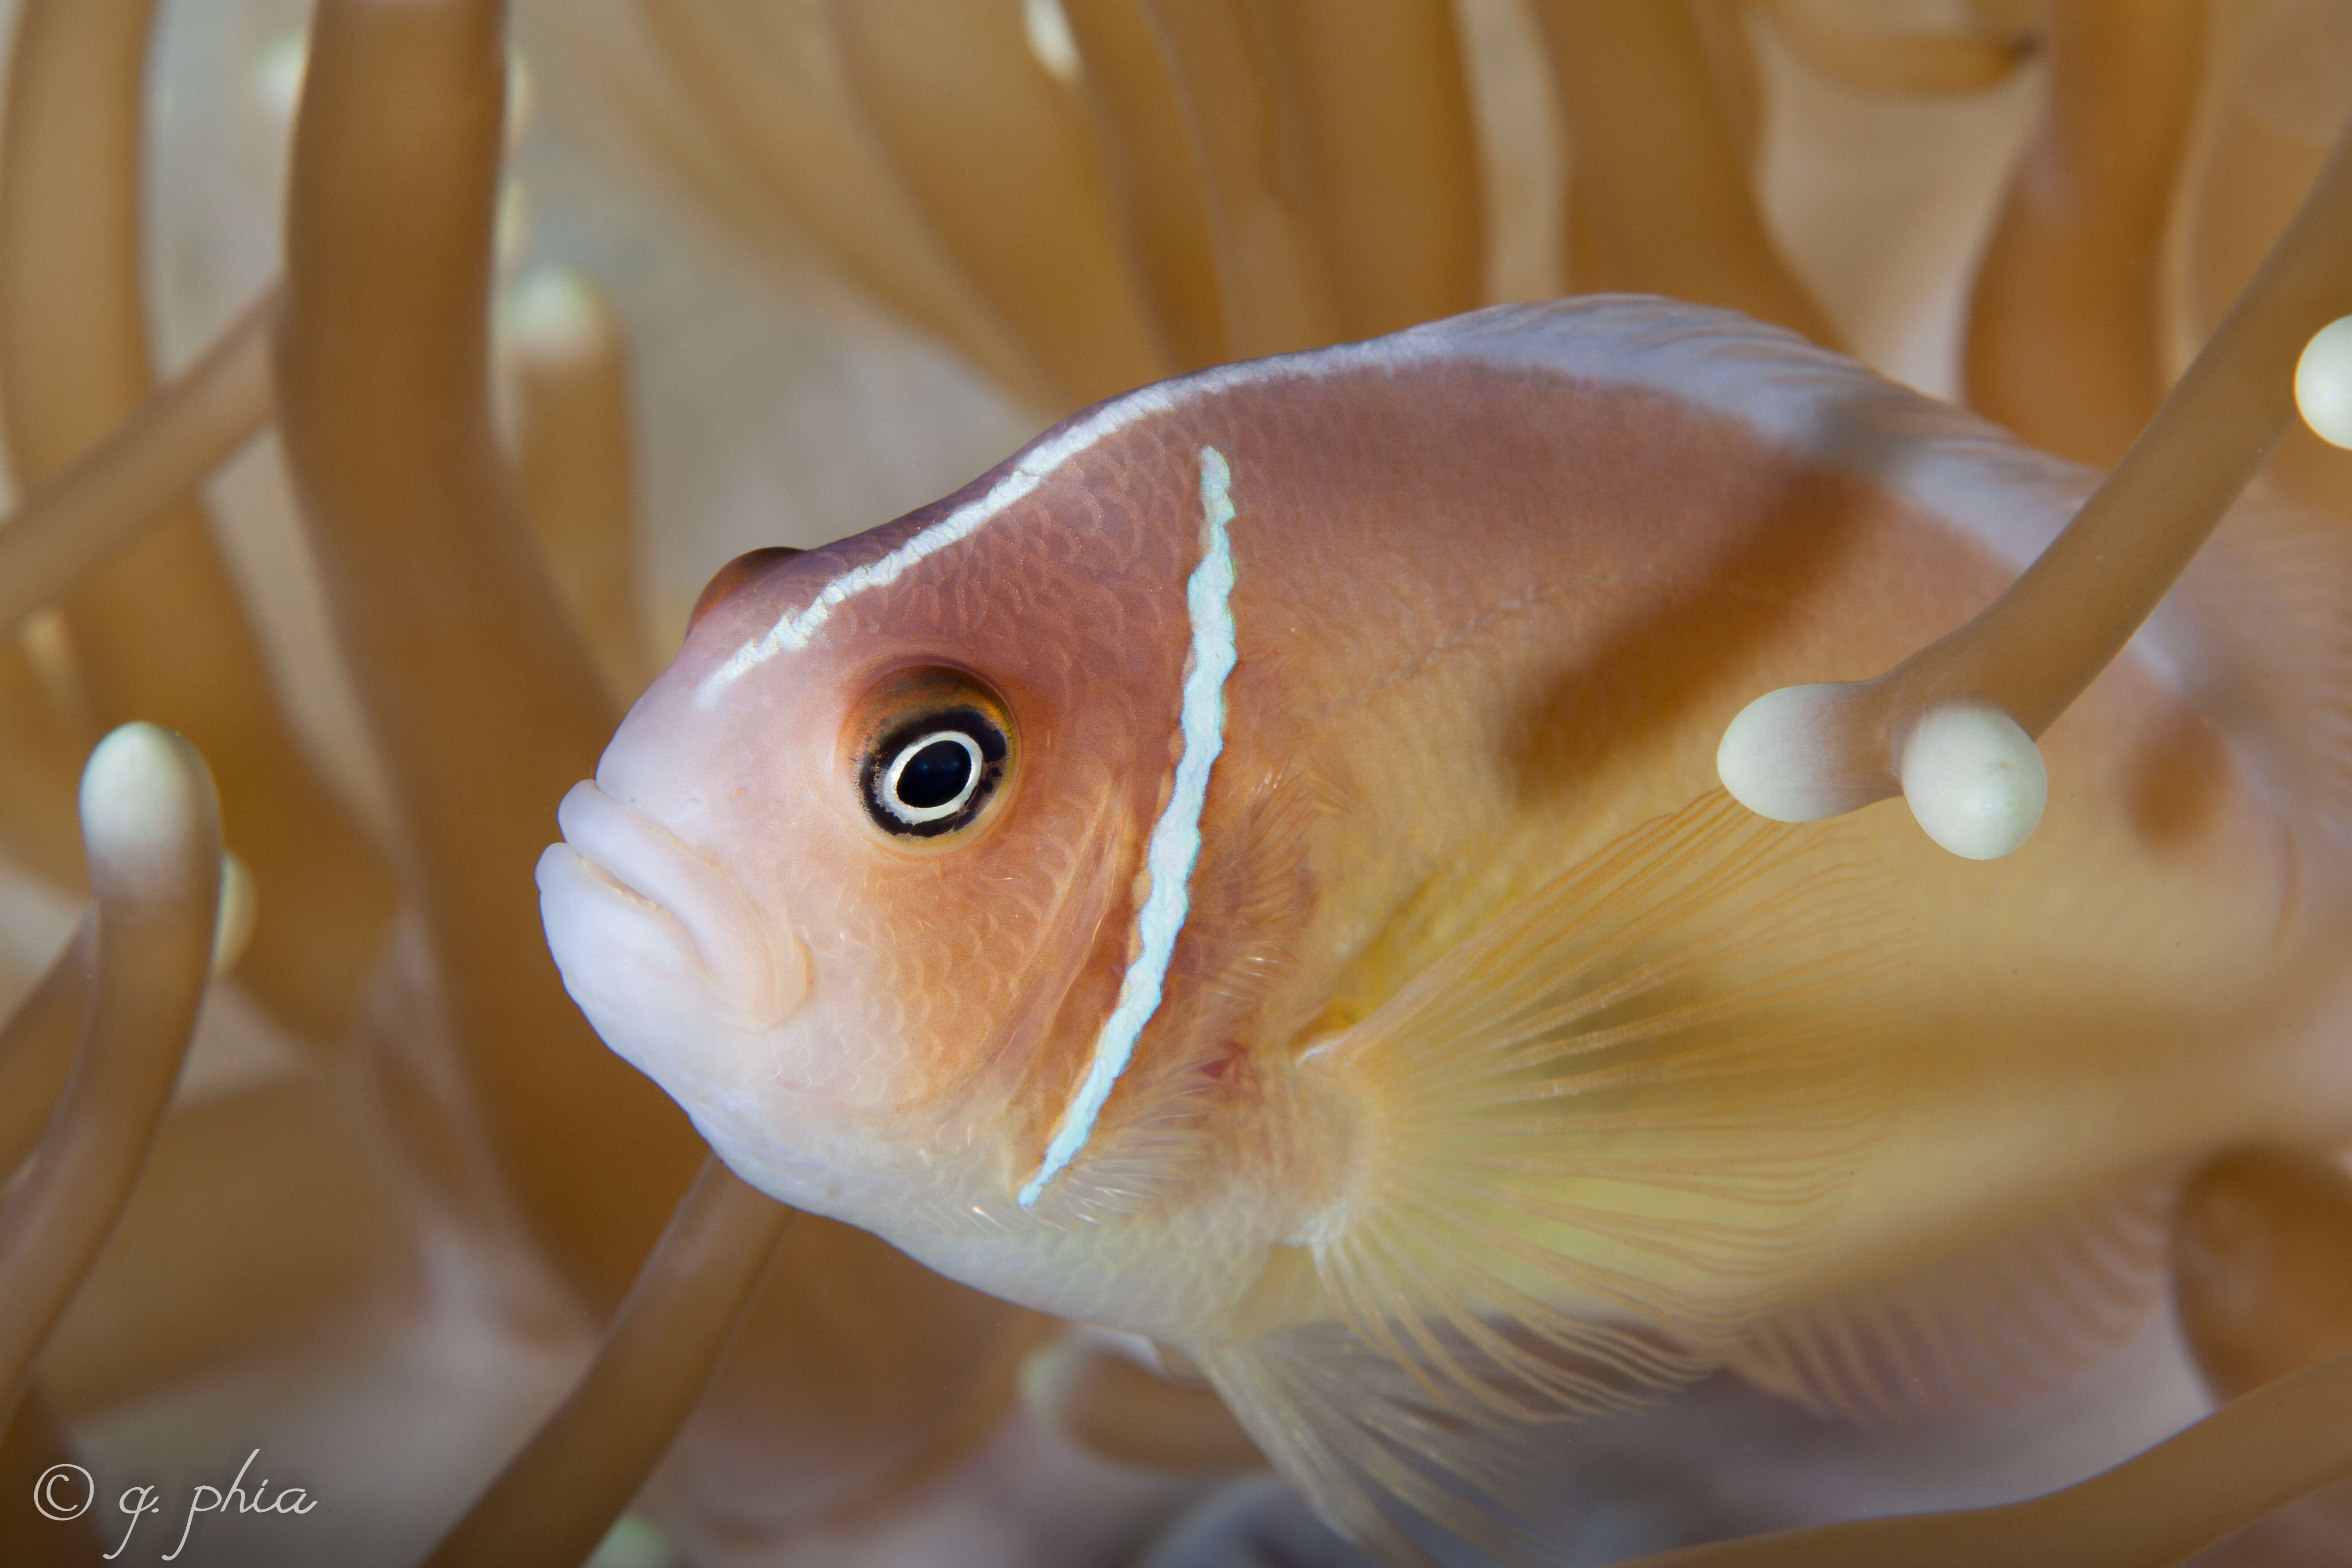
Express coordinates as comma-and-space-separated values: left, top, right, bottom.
849, 671, 1015, 842
880, 729, 983, 823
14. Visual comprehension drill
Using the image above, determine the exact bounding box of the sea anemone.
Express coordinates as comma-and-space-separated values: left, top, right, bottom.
4, 2, 2352, 1564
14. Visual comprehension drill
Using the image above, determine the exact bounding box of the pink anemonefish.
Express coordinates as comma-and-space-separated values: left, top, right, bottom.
539, 297, 2352, 1563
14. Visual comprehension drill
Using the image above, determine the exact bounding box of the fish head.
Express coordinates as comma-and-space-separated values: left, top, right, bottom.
539, 460, 1201, 1223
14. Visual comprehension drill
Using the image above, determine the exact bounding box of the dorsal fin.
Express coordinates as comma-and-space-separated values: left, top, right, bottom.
1343, 295, 2100, 578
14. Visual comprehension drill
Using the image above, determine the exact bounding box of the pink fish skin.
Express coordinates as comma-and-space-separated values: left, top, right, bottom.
539, 298, 2352, 1560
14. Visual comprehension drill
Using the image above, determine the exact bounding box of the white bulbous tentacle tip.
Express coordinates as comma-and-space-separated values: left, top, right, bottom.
79, 722, 223, 903
1898, 703, 2046, 861
501, 264, 612, 363
2296, 316, 2352, 450
1717, 682, 1889, 823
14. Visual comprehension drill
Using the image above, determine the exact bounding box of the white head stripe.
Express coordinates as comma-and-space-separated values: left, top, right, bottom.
696, 378, 1209, 703
1019, 447, 1239, 1208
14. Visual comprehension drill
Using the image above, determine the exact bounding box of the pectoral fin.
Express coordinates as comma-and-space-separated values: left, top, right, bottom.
1200, 792, 1918, 1561
1733, 1175, 2176, 1423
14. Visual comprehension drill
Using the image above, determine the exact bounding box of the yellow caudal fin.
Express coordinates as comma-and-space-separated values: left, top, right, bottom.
1202, 793, 1917, 1561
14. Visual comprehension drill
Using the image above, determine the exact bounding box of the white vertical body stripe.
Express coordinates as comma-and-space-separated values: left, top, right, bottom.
1019, 447, 1239, 1209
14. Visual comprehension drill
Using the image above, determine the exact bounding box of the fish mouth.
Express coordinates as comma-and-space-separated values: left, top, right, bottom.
539, 781, 804, 1031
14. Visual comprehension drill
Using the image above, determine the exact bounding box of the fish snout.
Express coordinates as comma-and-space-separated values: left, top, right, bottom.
543, 780, 806, 1030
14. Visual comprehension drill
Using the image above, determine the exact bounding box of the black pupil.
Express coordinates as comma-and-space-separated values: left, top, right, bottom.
897, 740, 972, 809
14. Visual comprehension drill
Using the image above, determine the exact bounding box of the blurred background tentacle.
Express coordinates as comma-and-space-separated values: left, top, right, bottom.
1964, 0, 2203, 468
0, 724, 222, 1428
425, 1157, 792, 1568
0, 0, 396, 1049
1533, 0, 1837, 345
275, 0, 702, 1309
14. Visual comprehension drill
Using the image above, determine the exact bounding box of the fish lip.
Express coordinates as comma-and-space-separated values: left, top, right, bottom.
548, 780, 803, 1030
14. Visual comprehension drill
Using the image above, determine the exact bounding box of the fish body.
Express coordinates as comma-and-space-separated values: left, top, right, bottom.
539, 299, 2352, 1556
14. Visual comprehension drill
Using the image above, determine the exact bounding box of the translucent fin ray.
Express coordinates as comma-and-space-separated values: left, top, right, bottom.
1186, 793, 1917, 1562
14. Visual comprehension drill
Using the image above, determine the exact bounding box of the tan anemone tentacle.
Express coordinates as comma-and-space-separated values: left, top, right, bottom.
652, 1218, 1050, 1545
629, 0, 1064, 413
1256, 0, 1482, 341
1760, 0, 2037, 95
837, 0, 1172, 406
276, 0, 703, 1309
0, 786, 381, 1425
0, 724, 221, 1431
1058, 0, 1230, 370
0, 287, 276, 652
1965, 0, 2203, 468
1138, 0, 1344, 358
0, 0, 396, 1046
2171, 1145, 2352, 1532
423, 1156, 794, 1568
2183, 8, 2352, 526
1532, 0, 1839, 348
1687, 0, 1762, 176
1620, 1341, 2352, 1567
33, 1071, 424, 1423
280, 15, 1038, 1527
0, 918, 90, 1182
2175, 1146, 2352, 1401
0, 645, 87, 891
0, 837, 390, 1423
503, 267, 653, 703
1719, 107, 2352, 849
1020, 1337, 1266, 1470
